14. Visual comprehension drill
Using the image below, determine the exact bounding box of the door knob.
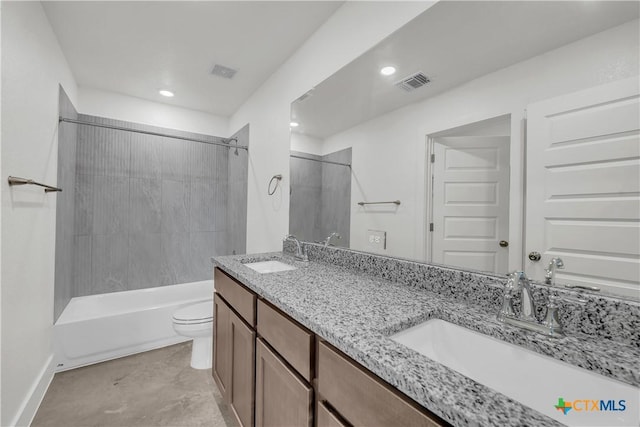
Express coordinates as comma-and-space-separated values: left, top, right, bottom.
499, 240, 509, 247
528, 251, 541, 262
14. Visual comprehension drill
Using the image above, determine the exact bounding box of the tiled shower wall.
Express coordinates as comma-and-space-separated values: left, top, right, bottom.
54, 87, 78, 319
227, 124, 249, 255
289, 148, 351, 247
54, 103, 248, 320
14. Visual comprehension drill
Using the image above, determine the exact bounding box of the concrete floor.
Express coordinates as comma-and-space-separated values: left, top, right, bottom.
32, 342, 233, 427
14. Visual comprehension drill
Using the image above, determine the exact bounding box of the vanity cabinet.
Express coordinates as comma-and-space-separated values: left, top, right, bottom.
213, 269, 257, 427
317, 341, 444, 427
255, 338, 313, 427
213, 266, 446, 427
255, 300, 314, 427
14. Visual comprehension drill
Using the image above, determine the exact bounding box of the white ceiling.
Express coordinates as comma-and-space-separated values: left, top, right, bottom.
291, 1, 639, 139
43, 1, 343, 117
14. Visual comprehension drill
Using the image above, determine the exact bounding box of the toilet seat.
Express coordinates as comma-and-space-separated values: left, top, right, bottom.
172, 301, 213, 325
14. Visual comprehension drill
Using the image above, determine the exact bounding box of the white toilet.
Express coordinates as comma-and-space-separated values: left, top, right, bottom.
172, 300, 214, 369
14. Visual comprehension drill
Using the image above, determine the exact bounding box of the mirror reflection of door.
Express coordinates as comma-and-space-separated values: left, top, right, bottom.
428, 132, 510, 274
525, 77, 639, 298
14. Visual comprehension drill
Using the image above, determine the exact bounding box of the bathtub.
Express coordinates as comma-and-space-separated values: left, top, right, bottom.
54, 280, 214, 372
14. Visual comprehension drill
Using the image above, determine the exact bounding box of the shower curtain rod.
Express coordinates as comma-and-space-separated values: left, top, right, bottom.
59, 117, 248, 152
290, 154, 351, 168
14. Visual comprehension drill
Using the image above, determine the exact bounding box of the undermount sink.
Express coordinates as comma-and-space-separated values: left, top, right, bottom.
243, 260, 297, 274
390, 319, 639, 426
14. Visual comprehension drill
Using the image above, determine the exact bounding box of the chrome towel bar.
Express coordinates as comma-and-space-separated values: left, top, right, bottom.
8, 176, 62, 193
357, 200, 400, 206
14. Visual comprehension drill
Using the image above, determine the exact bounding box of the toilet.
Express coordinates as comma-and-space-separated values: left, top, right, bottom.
172, 300, 214, 369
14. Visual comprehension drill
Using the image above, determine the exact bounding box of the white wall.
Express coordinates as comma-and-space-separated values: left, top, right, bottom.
78, 87, 229, 137
290, 132, 324, 155
321, 19, 640, 264
1, 2, 78, 425
229, 1, 434, 253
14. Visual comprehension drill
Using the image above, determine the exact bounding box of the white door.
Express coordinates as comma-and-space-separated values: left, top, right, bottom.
526, 77, 640, 297
431, 137, 510, 273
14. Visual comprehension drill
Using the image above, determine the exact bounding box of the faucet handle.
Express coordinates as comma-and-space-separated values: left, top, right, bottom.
543, 293, 564, 336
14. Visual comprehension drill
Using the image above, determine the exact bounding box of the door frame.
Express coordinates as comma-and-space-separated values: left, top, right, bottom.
424, 113, 523, 273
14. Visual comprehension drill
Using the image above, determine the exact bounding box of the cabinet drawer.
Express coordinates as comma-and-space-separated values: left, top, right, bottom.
257, 300, 314, 382
317, 341, 444, 427
215, 267, 256, 326
256, 338, 313, 427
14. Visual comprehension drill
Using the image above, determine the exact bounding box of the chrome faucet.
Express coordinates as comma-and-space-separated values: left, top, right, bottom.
497, 271, 564, 337
545, 257, 564, 286
323, 232, 341, 247
283, 234, 309, 262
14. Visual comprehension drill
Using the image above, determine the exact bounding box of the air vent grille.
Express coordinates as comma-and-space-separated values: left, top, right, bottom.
395, 72, 430, 92
211, 64, 237, 79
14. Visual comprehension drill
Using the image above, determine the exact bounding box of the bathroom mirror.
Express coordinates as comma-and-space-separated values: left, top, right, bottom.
289, 1, 640, 299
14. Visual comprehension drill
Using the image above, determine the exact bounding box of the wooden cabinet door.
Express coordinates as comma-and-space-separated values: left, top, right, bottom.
255, 338, 313, 427
317, 401, 348, 427
229, 308, 256, 427
213, 293, 231, 400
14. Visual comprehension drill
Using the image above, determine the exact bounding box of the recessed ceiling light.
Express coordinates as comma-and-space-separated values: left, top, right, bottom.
380, 66, 396, 76
290, 122, 299, 128
159, 90, 174, 97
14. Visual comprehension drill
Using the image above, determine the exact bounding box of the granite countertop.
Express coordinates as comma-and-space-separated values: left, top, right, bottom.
212, 252, 639, 427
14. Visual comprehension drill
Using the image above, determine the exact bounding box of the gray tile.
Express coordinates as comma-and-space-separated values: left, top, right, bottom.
162, 179, 190, 233
93, 175, 130, 235
190, 232, 226, 279
128, 233, 167, 290
77, 124, 130, 176
190, 179, 217, 232
74, 173, 94, 235
191, 142, 228, 180
215, 145, 229, 182
130, 133, 161, 179
54, 86, 78, 320
129, 178, 161, 234
91, 234, 128, 294
73, 235, 92, 297
290, 152, 322, 188
319, 147, 351, 247
161, 138, 189, 181
214, 181, 228, 232
228, 149, 248, 183
227, 180, 247, 254
289, 185, 321, 242
161, 233, 195, 284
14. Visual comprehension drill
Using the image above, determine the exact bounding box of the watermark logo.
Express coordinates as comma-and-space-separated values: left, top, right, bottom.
554, 397, 627, 415
555, 398, 572, 415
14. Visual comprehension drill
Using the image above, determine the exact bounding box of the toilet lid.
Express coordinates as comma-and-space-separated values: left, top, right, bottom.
173, 301, 213, 323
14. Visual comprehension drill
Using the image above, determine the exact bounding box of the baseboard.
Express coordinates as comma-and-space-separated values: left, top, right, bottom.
10, 354, 55, 427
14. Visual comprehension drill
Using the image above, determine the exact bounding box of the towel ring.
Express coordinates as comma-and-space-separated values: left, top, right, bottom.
268, 174, 282, 195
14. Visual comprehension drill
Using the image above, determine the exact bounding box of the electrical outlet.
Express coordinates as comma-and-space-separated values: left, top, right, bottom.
366, 230, 386, 250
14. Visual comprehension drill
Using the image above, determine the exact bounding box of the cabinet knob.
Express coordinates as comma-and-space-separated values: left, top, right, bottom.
528, 251, 541, 262
499, 240, 509, 248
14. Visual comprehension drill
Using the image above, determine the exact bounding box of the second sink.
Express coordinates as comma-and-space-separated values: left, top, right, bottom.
243, 260, 297, 274
390, 319, 639, 426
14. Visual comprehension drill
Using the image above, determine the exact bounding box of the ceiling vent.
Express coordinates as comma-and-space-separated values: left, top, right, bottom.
211, 64, 238, 79
395, 72, 430, 92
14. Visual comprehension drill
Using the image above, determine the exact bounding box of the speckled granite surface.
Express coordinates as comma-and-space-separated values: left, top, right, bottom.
213, 246, 639, 427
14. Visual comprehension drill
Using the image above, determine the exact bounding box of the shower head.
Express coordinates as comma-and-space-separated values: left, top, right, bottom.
224, 137, 239, 155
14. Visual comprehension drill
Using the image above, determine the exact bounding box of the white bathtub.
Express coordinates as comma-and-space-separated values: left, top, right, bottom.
54, 280, 214, 372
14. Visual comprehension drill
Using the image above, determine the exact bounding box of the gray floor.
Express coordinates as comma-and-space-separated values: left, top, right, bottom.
32, 342, 233, 427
